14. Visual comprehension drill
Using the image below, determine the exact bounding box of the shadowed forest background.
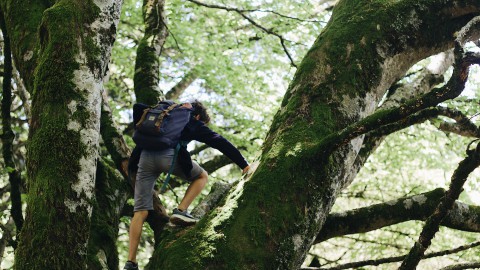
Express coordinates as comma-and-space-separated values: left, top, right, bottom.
1, 0, 480, 269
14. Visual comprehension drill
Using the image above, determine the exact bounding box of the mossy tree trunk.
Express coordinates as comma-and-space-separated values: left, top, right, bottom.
133, 0, 168, 104
14, 1, 122, 269
149, 1, 480, 269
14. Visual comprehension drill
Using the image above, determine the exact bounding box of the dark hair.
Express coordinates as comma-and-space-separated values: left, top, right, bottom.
191, 100, 211, 124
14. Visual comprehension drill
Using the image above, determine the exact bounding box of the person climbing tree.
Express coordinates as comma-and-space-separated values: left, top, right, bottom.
124, 100, 250, 270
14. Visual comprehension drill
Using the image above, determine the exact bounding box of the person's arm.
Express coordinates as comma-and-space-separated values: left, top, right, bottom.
192, 122, 249, 170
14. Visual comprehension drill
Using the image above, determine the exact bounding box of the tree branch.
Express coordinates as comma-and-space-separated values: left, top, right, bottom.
191, 181, 233, 218
302, 241, 480, 270
440, 262, 480, 270
366, 106, 480, 139
201, 155, 233, 174
436, 108, 480, 137
189, 144, 210, 156
12, 63, 30, 120
318, 44, 480, 157
185, 0, 298, 67
165, 70, 198, 100
316, 188, 480, 243
399, 142, 480, 269
185, 0, 325, 23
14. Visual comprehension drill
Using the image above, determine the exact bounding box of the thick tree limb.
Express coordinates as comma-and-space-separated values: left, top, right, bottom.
343, 50, 455, 190
319, 44, 480, 157
0, 9, 24, 232
201, 155, 233, 174
16, 1, 123, 269
191, 181, 233, 218
399, 143, 480, 269
316, 188, 480, 243
150, 1, 480, 269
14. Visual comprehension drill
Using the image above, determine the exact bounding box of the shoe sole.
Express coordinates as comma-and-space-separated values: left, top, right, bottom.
170, 214, 198, 226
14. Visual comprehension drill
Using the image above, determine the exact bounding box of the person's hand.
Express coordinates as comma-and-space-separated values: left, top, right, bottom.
242, 165, 251, 175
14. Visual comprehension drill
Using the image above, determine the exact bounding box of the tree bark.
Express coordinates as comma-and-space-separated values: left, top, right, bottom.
14, 1, 122, 269
149, 1, 480, 269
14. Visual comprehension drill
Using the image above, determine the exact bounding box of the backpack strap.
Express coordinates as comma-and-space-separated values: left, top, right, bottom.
135, 108, 151, 129
160, 142, 183, 193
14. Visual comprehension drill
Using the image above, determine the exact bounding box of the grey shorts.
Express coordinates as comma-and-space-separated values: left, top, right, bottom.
134, 148, 205, 212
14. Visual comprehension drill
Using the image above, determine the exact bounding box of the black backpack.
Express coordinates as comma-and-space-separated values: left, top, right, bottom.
132, 100, 192, 150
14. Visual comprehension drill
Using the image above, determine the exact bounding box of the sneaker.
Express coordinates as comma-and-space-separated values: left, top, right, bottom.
170, 208, 199, 226
123, 261, 138, 270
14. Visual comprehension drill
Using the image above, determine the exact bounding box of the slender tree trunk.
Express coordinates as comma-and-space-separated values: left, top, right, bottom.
14, 1, 122, 269
149, 1, 480, 269
0, 7, 24, 234
87, 158, 129, 270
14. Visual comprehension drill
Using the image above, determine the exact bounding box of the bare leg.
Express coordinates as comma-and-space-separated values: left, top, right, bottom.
127, 210, 149, 262
177, 170, 208, 211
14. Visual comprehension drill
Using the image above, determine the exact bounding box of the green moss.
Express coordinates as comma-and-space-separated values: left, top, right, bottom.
15, 1, 105, 269
134, 38, 162, 104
